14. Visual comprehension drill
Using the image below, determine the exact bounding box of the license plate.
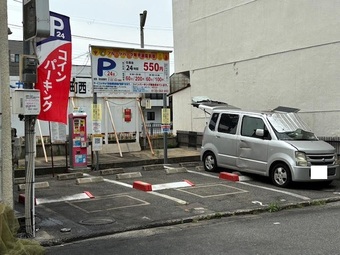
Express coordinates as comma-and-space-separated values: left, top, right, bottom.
311, 165, 327, 180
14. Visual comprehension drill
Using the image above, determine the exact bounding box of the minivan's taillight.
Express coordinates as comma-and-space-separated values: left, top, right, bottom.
295, 151, 307, 167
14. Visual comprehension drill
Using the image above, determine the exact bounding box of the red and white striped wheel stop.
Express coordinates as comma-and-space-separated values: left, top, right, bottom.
33, 191, 95, 205
219, 172, 240, 182
133, 180, 195, 192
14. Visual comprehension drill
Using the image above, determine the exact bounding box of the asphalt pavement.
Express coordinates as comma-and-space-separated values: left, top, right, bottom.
13, 147, 340, 247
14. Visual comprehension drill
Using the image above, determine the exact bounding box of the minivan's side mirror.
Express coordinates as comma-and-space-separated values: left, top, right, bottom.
255, 129, 264, 137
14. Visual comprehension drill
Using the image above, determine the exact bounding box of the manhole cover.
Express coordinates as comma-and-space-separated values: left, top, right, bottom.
79, 218, 115, 226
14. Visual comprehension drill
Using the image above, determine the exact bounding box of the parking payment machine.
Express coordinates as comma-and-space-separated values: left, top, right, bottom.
69, 112, 88, 169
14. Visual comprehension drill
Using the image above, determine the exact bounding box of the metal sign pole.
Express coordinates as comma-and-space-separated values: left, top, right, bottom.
163, 94, 168, 164
93, 92, 99, 170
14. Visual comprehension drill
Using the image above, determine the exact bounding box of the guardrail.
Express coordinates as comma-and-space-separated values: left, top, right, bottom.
142, 123, 173, 136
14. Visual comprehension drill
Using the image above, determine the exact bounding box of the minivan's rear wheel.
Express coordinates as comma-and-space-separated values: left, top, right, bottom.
203, 152, 217, 172
271, 163, 292, 188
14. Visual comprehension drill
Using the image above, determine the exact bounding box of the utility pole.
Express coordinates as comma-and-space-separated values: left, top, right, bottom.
22, 0, 50, 237
140, 10, 147, 150
139, 10, 168, 163
0, 0, 14, 208
140, 10, 147, 49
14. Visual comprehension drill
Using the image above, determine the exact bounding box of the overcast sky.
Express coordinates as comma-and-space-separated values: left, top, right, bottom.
7, 0, 174, 72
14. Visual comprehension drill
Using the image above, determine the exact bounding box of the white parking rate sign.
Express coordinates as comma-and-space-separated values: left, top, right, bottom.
90, 46, 171, 94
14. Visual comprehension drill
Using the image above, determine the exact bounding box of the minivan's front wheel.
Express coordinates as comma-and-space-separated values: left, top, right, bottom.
271, 163, 292, 188
203, 152, 217, 172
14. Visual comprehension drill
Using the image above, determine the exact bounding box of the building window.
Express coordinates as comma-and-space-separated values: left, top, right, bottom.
147, 112, 155, 121
10, 54, 20, 63
145, 93, 163, 100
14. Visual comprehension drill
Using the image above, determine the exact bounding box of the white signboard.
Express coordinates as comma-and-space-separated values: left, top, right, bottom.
92, 120, 101, 134
90, 46, 170, 95
92, 136, 103, 151
69, 77, 93, 98
51, 122, 67, 143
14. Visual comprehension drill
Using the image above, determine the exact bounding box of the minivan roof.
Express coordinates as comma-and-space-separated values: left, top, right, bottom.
211, 107, 271, 116
192, 99, 300, 115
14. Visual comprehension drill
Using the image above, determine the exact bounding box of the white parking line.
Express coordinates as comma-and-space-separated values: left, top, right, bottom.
103, 178, 133, 188
84, 173, 133, 188
94, 174, 189, 205
187, 170, 219, 179
239, 182, 311, 200
152, 181, 193, 191
36, 192, 92, 205
187, 170, 311, 201
149, 192, 188, 205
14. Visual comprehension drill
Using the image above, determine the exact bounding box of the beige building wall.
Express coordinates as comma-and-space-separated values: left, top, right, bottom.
172, 87, 193, 134
172, 0, 340, 136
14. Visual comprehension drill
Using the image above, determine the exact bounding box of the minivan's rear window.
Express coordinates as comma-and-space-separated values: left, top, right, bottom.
217, 113, 239, 134
209, 113, 219, 131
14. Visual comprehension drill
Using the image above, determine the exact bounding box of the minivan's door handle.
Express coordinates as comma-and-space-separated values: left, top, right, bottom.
216, 135, 221, 138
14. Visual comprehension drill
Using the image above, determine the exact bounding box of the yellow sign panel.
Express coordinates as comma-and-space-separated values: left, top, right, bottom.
162, 108, 171, 124
92, 104, 102, 121
145, 99, 152, 109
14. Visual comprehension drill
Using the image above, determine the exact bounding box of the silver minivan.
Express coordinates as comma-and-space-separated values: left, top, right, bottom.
197, 101, 339, 187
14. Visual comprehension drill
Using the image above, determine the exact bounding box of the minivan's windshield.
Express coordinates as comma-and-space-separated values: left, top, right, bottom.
267, 112, 318, 141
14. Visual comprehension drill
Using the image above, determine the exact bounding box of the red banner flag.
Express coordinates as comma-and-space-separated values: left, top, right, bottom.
36, 12, 72, 124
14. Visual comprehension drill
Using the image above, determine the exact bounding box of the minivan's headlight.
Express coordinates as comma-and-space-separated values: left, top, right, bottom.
334, 153, 338, 165
295, 151, 307, 166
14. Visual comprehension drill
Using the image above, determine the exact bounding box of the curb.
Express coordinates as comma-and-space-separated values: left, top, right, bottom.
195, 166, 204, 171
165, 167, 188, 174
14, 178, 26, 185
99, 168, 124, 176
142, 164, 165, 171
57, 172, 83, 180
18, 182, 50, 191
76, 176, 104, 185
116, 172, 142, 180
179, 162, 201, 167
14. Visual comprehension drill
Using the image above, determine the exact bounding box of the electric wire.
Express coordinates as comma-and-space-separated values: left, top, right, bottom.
8, 24, 174, 49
